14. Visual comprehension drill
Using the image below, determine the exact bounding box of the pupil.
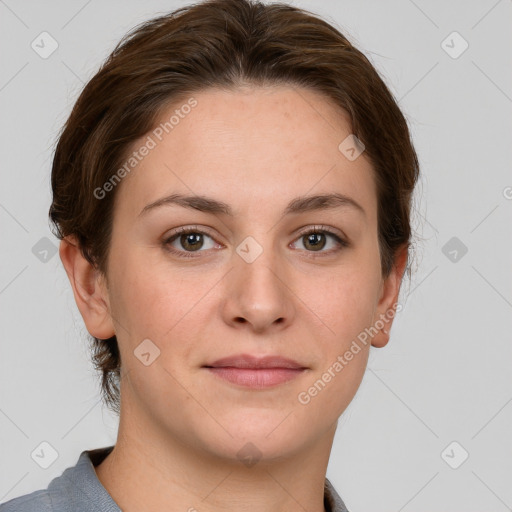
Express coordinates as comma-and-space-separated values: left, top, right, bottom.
183, 233, 202, 251
306, 233, 325, 250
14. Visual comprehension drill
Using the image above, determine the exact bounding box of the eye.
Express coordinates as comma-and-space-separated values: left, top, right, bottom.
163, 226, 221, 258
162, 224, 349, 260
290, 226, 348, 256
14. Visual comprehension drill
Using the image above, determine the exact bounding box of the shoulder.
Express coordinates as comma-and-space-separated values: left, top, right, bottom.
0, 446, 116, 512
0, 489, 53, 511
325, 477, 350, 512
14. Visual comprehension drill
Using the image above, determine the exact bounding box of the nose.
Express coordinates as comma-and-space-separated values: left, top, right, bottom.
220, 245, 295, 334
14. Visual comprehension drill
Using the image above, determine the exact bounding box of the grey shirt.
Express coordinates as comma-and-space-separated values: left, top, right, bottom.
0, 446, 349, 512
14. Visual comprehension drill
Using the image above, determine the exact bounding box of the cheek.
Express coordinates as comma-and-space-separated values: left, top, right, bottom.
296, 274, 374, 418
312, 265, 379, 342
106, 258, 208, 406
107, 250, 223, 363
301, 348, 370, 420
295, 261, 378, 407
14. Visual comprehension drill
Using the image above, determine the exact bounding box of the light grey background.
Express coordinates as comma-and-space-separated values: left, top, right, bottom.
1, 0, 511, 510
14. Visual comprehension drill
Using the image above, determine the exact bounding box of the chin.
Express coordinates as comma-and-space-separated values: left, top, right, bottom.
199, 417, 311, 461
202, 434, 304, 467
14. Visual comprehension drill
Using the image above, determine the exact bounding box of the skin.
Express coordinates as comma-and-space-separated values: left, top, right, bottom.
60, 85, 407, 512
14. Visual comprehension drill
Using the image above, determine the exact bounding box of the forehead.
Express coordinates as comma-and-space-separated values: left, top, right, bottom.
114, 85, 377, 221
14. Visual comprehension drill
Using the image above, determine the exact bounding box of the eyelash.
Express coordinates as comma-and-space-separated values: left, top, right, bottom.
162, 225, 349, 259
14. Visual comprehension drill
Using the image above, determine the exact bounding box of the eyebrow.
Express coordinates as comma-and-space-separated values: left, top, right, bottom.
138, 192, 366, 218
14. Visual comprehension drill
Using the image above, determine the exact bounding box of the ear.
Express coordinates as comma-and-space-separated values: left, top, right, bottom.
370, 244, 408, 348
59, 236, 115, 340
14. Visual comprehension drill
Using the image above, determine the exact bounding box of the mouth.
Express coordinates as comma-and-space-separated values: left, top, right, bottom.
203, 353, 307, 370
202, 353, 308, 389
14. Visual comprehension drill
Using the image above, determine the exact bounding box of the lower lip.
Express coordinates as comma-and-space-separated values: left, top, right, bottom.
204, 367, 306, 388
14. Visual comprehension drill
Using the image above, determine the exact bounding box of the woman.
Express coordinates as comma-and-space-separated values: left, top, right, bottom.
0, 0, 419, 510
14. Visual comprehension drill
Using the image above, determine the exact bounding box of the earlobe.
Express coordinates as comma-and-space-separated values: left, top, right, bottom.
370, 244, 408, 349
59, 236, 115, 340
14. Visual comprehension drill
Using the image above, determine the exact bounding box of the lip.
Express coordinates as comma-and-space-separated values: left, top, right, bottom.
203, 353, 307, 370
205, 367, 306, 388
202, 354, 308, 389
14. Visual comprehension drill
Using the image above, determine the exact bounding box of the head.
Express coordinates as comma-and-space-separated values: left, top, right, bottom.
51, 0, 418, 460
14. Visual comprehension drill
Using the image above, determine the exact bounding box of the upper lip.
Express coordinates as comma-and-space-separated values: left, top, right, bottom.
203, 354, 307, 370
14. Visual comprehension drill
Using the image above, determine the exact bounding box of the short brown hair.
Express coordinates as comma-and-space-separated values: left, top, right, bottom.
49, 0, 420, 414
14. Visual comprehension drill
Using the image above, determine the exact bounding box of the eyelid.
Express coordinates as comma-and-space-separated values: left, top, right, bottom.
162, 224, 349, 257
164, 225, 221, 243
294, 224, 347, 241
291, 225, 349, 256
162, 225, 222, 259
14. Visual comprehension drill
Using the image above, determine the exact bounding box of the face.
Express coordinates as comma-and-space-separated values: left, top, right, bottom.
79, 85, 403, 462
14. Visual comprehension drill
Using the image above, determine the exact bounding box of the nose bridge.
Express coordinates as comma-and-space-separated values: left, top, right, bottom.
234, 233, 282, 296
225, 233, 293, 330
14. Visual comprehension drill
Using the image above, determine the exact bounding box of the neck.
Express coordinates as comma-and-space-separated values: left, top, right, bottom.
95, 400, 336, 512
